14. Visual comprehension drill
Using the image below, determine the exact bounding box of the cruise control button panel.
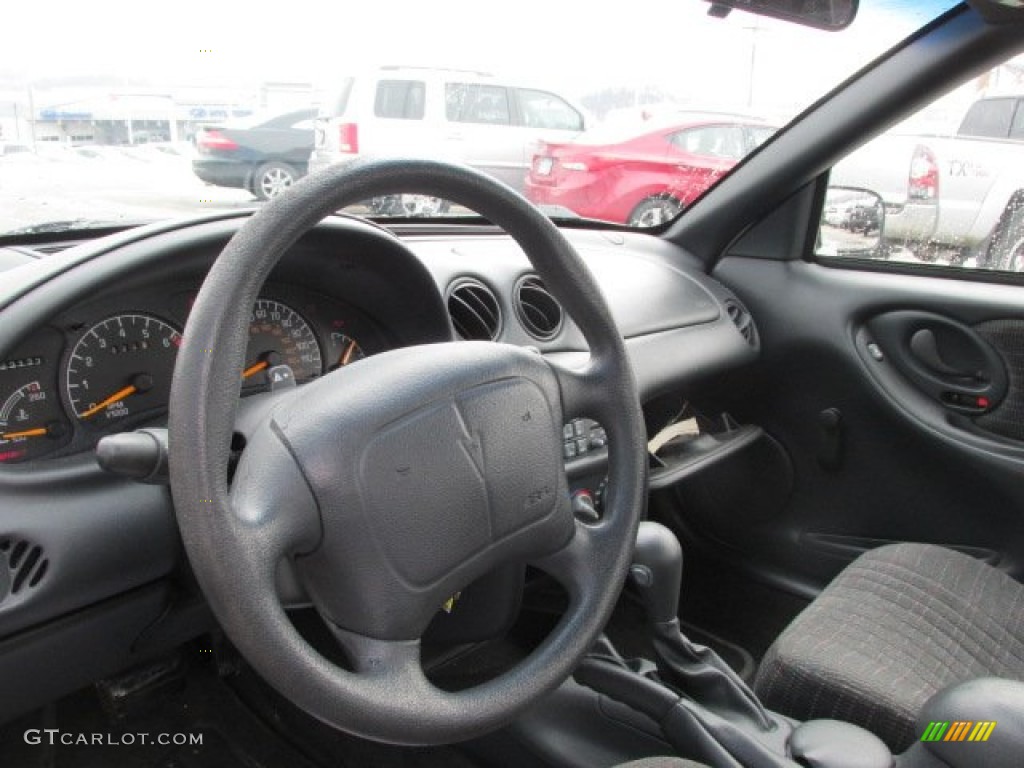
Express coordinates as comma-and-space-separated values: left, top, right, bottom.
562, 418, 607, 460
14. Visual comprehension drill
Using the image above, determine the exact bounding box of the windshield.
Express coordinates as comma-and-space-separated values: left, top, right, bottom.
1, 0, 958, 234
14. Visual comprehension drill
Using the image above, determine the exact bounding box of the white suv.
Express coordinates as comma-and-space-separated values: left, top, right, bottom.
308, 66, 586, 193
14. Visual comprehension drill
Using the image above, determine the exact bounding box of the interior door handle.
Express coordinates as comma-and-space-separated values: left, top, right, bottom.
909, 328, 983, 381
866, 310, 1008, 414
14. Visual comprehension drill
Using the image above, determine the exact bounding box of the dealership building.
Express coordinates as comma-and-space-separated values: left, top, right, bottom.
0, 82, 314, 148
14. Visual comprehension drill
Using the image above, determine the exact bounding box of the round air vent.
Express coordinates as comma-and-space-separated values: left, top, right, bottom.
447, 278, 502, 341
724, 298, 758, 347
514, 275, 563, 341
0, 536, 49, 603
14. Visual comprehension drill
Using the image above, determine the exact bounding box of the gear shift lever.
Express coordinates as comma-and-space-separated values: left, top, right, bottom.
630, 521, 684, 625
631, 521, 773, 730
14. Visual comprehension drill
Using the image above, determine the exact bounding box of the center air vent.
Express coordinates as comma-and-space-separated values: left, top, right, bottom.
514, 275, 564, 341
724, 298, 758, 347
0, 537, 49, 603
447, 278, 502, 341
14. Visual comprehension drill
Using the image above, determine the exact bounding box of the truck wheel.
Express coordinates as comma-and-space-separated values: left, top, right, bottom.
1006, 238, 1024, 272
984, 196, 1024, 271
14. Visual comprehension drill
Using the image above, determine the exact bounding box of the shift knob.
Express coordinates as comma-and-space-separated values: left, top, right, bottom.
631, 521, 683, 624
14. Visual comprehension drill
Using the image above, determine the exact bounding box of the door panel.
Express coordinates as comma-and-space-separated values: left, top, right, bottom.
690, 256, 1024, 594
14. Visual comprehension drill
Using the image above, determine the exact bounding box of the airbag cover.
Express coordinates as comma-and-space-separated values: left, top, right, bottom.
361, 377, 561, 586
272, 340, 573, 638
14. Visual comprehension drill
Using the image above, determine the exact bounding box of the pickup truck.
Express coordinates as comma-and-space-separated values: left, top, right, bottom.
831, 95, 1024, 269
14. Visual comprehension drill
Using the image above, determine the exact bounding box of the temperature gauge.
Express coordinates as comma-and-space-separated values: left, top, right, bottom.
0, 381, 68, 463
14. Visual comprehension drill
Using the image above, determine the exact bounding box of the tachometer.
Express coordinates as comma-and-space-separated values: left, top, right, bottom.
65, 314, 182, 424
241, 299, 323, 388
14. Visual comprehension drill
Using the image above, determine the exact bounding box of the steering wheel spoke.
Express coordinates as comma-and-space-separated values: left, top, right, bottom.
548, 357, 611, 423
232, 387, 298, 441
531, 518, 601, 600
328, 624, 429, 684
228, 418, 322, 561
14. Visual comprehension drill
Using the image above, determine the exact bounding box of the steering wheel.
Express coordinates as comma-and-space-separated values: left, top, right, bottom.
168, 157, 647, 745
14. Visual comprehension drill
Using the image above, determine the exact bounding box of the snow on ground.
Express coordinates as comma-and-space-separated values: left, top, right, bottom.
0, 143, 257, 233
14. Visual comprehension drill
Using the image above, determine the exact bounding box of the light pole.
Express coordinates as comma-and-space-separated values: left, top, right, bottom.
26, 85, 37, 149
746, 21, 760, 109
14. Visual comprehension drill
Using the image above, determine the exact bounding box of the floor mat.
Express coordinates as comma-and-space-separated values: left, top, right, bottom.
0, 648, 483, 768
0, 658, 322, 768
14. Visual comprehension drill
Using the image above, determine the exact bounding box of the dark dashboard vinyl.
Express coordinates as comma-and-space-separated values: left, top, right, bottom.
0, 213, 759, 727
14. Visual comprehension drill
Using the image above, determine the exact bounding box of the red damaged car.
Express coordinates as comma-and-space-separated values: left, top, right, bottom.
525, 113, 774, 226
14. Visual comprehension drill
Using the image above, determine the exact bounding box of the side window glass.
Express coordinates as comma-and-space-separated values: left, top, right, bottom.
669, 127, 712, 155
747, 126, 775, 150
817, 52, 1024, 274
1010, 103, 1024, 141
445, 84, 510, 126
374, 80, 426, 120
958, 98, 1014, 139
515, 89, 583, 131
670, 125, 745, 159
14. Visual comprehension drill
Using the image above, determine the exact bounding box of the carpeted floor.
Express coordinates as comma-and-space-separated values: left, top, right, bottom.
0, 643, 483, 768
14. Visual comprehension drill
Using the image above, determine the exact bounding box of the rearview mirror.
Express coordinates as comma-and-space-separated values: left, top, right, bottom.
703, 0, 858, 31
819, 187, 885, 258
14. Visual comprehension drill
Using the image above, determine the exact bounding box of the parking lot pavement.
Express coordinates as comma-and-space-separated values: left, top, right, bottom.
0, 145, 476, 235
0, 144, 258, 233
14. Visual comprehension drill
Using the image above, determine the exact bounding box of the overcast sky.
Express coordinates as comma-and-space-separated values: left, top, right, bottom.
4, 0, 959, 114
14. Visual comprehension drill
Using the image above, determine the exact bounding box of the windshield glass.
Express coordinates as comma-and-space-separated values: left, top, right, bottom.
1, 0, 958, 234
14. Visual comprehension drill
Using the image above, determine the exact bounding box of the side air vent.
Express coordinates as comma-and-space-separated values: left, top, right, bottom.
514, 275, 564, 341
447, 278, 502, 341
0, 536, 49, 601
725, 299, 758, 347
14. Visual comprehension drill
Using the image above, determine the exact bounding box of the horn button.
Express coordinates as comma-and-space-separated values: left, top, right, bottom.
269, 342, 573, 639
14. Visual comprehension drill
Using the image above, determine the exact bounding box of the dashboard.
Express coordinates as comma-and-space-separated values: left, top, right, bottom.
0, 214, 756, 468
0, 210, 758, 724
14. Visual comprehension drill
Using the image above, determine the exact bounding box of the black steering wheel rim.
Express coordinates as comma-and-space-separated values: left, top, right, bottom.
168, 157, 647, 745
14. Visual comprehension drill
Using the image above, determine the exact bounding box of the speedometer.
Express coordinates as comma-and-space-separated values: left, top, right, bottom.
241, 299, 323, 388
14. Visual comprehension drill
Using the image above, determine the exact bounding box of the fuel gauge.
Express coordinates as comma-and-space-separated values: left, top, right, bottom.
0, 381, 68, 463
328, 334, 365, 370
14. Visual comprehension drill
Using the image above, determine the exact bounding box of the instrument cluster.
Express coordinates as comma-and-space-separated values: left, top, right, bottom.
0, 282, 385, 464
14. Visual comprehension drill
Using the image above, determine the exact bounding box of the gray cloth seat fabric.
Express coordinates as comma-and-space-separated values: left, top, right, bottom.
754, 542, 1024, 752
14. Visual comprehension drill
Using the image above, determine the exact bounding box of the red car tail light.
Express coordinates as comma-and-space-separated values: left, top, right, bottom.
196, 130, 238, 152
532, 155, 555, 176
908, 144, 939, 201
338, 123, 359, 153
